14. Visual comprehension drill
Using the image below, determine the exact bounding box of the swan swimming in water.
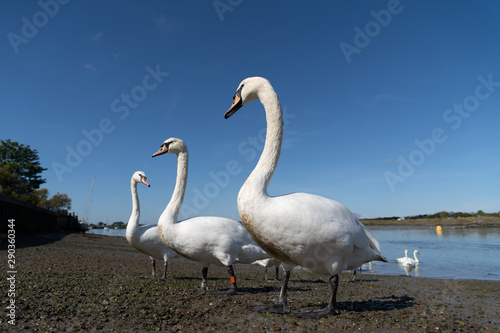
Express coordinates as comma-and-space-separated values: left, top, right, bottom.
396, 249, 409, 264
126, 171, 179, 279
224, 77, 387, 318
152, 137, 271, 293
397, 249, 420, 267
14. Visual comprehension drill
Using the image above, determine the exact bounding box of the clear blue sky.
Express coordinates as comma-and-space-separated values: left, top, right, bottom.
2, 1, 499, 225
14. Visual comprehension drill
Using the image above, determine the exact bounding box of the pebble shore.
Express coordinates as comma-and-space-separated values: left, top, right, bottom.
1, 233, 498, 332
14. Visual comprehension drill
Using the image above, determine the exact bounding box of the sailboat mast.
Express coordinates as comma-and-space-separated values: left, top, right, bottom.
83, 176, 95, 223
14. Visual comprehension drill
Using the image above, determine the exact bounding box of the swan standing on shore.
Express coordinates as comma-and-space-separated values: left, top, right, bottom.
126, 171, 179, 279
224, 77, 387, 318
252, 258, 281, 281
397, 249, 420, 267
152, 138, 271, 293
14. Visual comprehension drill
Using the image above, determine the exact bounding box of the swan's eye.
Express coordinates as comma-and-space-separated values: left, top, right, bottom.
233, 84, 244, 100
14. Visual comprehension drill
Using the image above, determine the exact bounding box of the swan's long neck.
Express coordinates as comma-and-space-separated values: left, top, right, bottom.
242, 88, 283, 197
159, 150, 188, 231
413, 250, 419, 262
126, 180, 140, 242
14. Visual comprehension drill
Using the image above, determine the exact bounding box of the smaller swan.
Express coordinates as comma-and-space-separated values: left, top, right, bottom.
152, 138, 271, 293
397, 249, 420, 267
252, 258, 281, 281
396, 249, 409, 264
126, 171, 179, 279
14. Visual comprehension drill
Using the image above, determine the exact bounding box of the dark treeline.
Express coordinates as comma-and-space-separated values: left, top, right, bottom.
366, 210, 499, 221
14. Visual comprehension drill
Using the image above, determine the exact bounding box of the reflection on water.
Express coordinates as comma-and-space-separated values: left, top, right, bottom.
89, 226, 500, 281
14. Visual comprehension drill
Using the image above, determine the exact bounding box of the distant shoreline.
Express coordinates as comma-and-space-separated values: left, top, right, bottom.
361, 216, 500, 227
86, 216, 500, 230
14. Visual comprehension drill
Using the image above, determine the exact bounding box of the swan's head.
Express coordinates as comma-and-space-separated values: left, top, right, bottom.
152, 137, 187, 157
132, 171, 150, 187
224, 77, 272, 119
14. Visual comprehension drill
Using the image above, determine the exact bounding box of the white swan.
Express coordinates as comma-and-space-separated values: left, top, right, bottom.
152, 138, 271, 293
224, 77, 387, 318
396, 249, 409, 264
397, 249, 419, 267
126, 171, 179, 279
252, 258, 281, 281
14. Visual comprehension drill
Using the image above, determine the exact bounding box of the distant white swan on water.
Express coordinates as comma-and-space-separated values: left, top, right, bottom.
396, 249, 409, 264
397, 249, 420, 267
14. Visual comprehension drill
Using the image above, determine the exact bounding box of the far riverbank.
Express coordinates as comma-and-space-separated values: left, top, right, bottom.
361, 216, 500, 227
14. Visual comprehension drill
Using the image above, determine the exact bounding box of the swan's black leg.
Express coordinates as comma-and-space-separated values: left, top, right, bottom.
151, 258, 157, 278
328, 274, 339, 311
161, 261, 168, 280
227, 265, 237, 294
294, 274, 339, 318
213, 265, 238, 295
275, 266, 280, 281
249, 266, 291, 314
200, 267, 208, 291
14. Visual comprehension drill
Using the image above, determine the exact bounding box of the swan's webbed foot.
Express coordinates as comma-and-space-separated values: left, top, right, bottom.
294, 306, 338, 318
293, 274, 340, 318
213, 286, 237, 295
248, 303, 291, 314
212, 265, 238, 295
199, 266, 209, 292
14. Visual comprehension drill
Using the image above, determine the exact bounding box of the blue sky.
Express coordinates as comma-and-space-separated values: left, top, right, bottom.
1, 0, 499, 225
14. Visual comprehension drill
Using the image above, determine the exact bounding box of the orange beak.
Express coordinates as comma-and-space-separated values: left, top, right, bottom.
141, 178, 150, 187
152, 144, 168, 157
224, 86, 243, 119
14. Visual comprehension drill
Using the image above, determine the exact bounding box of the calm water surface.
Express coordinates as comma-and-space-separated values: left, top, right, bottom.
89, 226, 500, 281
364, 226, 500, 281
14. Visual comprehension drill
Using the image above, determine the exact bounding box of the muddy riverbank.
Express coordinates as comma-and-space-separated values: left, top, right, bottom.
1, 233, 498, 332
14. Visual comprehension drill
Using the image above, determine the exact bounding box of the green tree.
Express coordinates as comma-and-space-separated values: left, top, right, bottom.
0, 139, 47, 202
48, 192, 71, 214
0, 165, 22, 193
438, 211, 449, 219
33, 188, 72, 215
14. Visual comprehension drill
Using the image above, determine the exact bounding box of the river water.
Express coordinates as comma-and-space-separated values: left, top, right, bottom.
88, 226, 500, 281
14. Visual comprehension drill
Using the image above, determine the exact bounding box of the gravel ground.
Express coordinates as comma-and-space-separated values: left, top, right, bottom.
1, 233, 499, 332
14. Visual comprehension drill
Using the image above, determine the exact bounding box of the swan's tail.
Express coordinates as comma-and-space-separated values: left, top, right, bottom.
353, 213, 387, 262
362, 225, 388, 263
